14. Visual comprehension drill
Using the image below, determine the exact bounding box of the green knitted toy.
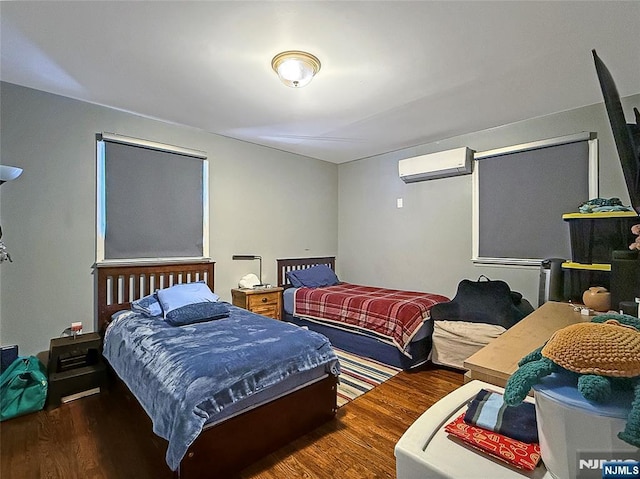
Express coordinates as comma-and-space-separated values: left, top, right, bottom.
503, 313, 640, 447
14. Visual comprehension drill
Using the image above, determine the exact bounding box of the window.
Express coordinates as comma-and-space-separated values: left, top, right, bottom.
472, 132, 598, 265
96, 133, 209, 263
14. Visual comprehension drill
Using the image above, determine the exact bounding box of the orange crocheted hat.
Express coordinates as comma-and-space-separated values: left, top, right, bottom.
541, 320, 640, 378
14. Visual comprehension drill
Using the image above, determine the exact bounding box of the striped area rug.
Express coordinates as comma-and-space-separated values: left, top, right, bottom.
334, 348, 401, 407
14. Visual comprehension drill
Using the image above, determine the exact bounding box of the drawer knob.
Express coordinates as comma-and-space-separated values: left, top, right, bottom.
261, 297, 268, 303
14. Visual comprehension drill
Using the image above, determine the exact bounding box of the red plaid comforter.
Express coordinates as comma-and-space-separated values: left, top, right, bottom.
293, 283, 449, 355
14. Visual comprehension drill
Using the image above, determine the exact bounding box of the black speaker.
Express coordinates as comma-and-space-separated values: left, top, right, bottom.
611, 250, 640, 312
539, 258, 566, 306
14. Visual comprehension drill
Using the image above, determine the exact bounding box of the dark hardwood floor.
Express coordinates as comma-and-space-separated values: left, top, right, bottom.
0, 363, 463, 479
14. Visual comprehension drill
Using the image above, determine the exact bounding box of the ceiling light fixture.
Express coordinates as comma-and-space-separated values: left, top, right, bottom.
0, 165, 23, 185
271, 50, 321, 88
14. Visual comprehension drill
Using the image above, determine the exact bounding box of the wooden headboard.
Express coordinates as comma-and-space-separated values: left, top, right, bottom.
276, 257, 336, 288
95, 261, 215, 331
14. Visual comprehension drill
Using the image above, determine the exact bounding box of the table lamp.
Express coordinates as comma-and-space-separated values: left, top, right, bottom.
232, 255, 263, 287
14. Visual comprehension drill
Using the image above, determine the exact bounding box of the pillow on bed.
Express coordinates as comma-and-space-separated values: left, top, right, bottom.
165, 301, 230, 326
156, 282, 220, 318
286, 264, 339, 288
131, 293, 163, 317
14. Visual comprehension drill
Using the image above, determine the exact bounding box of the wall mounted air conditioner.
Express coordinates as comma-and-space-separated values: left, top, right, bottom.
398, 147, 473, 183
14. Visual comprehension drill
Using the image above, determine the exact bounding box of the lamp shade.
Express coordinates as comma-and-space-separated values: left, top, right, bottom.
0, 165, 23, 185
271, 51, 321, 88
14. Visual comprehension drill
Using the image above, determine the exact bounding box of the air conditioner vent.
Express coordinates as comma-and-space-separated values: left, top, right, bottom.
399, 147, 473, 183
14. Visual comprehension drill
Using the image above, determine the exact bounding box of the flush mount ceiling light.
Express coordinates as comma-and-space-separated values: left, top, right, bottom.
0, 165, 23, 185
271, 50, 321, 88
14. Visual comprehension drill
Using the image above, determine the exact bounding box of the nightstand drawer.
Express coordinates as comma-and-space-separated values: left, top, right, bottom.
251, 304, 279, 318
248, 292, 280, 309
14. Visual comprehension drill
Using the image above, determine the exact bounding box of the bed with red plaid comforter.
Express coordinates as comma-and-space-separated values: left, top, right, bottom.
293, 283, 449, 356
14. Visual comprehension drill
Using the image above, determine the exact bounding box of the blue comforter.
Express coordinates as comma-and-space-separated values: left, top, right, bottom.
103, 303, 339, 471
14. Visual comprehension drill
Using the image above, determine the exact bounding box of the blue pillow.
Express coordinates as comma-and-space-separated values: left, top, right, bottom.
165, 301, 230, 326
131, 293, 162, 317
156, 282, 220, 318
286, 264, 339, 288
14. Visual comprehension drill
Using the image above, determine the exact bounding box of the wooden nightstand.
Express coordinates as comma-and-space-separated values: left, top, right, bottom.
231, 287, 284, 320
47, 332, 106, 408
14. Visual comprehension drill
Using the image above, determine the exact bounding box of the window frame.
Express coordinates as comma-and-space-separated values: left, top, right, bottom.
471, 132, 599, 266
96, 132, 210, 265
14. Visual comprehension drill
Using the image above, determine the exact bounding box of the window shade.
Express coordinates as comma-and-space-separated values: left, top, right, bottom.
473, 133, 597, 265
97, 135, 208, 262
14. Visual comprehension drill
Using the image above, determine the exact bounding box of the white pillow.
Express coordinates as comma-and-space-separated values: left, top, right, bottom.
156, 282, 219, 318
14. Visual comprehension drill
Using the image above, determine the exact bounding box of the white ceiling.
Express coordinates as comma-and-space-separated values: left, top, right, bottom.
2, 1, 639, 164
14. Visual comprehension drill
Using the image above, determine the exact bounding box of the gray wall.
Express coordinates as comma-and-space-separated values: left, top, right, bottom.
0, 82, 338, 356
3, 79, 638, 357
337, 94, 640, 305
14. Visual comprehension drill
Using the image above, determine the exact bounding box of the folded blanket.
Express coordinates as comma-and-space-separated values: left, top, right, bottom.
445, 414, 541, 471
463, 389, 538, 444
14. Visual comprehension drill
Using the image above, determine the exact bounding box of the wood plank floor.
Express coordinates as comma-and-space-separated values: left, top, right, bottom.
0, 363, 463, 479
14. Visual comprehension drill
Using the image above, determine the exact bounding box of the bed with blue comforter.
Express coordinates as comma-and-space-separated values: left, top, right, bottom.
97, 262, 339, 478
102, 303, 339, 473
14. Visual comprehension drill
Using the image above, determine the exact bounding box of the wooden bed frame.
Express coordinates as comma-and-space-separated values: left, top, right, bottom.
96, 261, 338, 478
277, 256, 336, 288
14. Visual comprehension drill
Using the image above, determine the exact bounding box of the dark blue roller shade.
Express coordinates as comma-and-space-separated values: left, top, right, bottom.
476, 138, 592, 263
102, 139, 206, 260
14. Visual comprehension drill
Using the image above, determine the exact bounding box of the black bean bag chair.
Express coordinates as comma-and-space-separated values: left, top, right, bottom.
430, 276, 534, 329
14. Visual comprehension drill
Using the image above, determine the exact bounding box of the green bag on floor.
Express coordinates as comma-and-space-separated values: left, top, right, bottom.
0, 356, 48, 421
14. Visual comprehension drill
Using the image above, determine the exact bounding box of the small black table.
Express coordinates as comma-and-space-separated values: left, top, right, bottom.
47, 332, 106, 407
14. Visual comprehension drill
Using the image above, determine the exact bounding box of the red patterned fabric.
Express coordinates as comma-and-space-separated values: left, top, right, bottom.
444, 413, 541, 471
293, 283, 449, 355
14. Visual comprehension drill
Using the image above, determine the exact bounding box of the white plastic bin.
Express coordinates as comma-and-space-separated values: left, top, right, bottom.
395, 380, 550, 479
533, 372, 638, 479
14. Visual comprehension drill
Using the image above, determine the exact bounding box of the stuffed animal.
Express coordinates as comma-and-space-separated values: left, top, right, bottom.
630, 224, 640, 251
503, 313, 640, 447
